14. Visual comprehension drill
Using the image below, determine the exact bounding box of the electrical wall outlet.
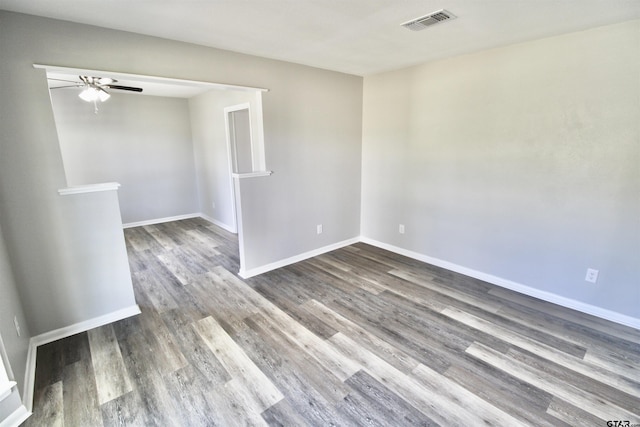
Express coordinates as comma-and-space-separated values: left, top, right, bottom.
14, 316, 21, 337
317, 224, 323, 234
211, 202, 216, 209
399, 224, 405, 234
585, 268, 599, 283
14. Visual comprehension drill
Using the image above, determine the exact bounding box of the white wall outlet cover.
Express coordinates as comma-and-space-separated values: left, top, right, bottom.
399, 224, 405, 234
317, 224, 323, 234
585, 268, 599, 283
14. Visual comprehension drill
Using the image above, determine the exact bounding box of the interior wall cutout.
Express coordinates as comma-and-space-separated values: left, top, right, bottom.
50, 89, 199, 225
227, 105, 254, 174
43, 65, 271, 275
189, 89, 266, 234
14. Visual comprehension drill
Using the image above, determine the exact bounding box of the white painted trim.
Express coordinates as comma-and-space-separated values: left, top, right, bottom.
199, 214, 237, 234
22, 343, 36, 412
29, 305, 141, 348
0, 334, 17, 411
360, 237, 640, 330
34, 64, 269, 93
122, 213, 239, 236
253, 91, 267, 173
23, 305, 141, 412
239, 237, 361, 279
0, 382, 16, 402
224, 105, 240, 234
0, 404, 30, 427
225, 101, 268, 175
232, 171, 273, 179
233, 178, 247, 276
122, 213, 200, 229
58, 182, 120, 196
225, 103, 256, 173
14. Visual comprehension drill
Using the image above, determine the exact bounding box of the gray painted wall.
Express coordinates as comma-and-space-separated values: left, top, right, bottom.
189, 89, 259, 230
51, 89, 199, 225
361, 20, 640, 318
0, 9, 363, 342
237, 68, 363, 269
0, 223, 30, 396
54, 190, 137, 330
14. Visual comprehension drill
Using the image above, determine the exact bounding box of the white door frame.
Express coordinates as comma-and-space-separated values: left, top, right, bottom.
224, 103, 253, 273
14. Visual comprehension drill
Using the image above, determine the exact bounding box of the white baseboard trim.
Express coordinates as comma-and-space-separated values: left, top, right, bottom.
22, 343, 36, 412
23, 305, 141, 411
360, 237, 640, 330
123, 213, 200, 229
199, 213, 237, 234
29, 305, 141, 348
0, 404, 30, 427
239, 237, 361, 279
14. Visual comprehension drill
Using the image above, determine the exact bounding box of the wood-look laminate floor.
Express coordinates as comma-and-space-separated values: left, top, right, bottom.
26, 218, 640, 426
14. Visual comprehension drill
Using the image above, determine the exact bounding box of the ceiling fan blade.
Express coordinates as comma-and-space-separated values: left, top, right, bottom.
106, 85, 143, 93
50, 84, 84, 89
48, 78, 82, 84
97, 77, 116, 85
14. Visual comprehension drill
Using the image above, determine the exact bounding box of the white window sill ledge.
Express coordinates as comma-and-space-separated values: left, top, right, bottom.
0, 381, 16, 401
58, 182, 121, 196
232, 171, 273, 179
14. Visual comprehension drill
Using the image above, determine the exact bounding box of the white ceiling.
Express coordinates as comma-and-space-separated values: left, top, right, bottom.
2, 1, 639, 76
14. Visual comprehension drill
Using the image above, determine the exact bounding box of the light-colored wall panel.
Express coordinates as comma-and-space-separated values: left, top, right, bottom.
55, 189, 137, 330
51, 90, 198, 224
239, 68, 363, 268
362, 20, 640, 319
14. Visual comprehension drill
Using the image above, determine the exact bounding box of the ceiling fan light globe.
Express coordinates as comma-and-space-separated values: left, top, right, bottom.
97, 88, 110, 102
78, 86, 110, 103
79, 86, 99, 102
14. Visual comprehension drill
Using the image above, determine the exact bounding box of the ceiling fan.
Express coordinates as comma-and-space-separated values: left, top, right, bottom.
49, 75, 143, 112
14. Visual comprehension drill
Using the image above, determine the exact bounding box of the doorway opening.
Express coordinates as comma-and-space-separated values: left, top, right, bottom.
226, 105, 253, 174
38, 64, 270, 275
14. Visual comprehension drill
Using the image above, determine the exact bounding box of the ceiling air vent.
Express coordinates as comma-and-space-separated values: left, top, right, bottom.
401, 9, 456, 31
